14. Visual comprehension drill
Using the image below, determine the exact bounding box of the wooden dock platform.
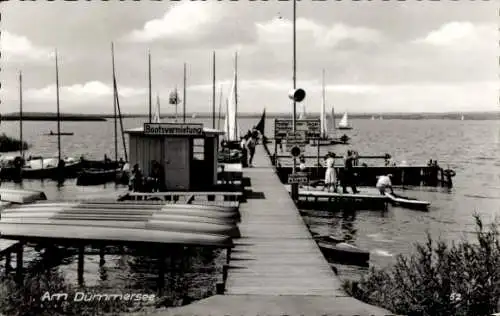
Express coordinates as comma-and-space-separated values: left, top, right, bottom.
163, 145, 393, 316
288, 185, 389, 210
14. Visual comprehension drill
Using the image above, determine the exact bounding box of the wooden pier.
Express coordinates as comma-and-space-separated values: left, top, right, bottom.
163, 145, 393, 315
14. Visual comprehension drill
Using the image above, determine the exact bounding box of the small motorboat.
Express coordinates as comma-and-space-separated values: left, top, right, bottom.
317, 241, 370, 266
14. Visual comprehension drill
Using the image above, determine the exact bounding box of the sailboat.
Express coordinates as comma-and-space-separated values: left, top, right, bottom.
371, 116, 375, 120
337, 112, 352, 130
24, 50, 81, 179
309, 70, 350, 146
223, 52, 240, 145
460, 114, 465, 121
77, 43, 129, 186
254, 108, 269, 143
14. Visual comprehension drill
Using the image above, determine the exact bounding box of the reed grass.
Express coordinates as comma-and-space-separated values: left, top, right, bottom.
0, 134, 29, 153
343, 214, 500, 316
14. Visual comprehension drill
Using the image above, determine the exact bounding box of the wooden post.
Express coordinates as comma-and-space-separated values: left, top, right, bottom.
5, 251, 11, 274
99, 247, 105, 267
15, 243, 23, 285
78, 246, 84, 286
157, 253, 165, 297
226, 247, 231, 264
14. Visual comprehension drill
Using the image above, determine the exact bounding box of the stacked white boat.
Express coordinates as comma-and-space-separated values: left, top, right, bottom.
0, 199, 241, 248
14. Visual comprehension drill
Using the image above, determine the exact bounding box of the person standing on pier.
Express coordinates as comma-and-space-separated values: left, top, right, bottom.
240, 135, 248, 168
247, 135, 256, 167
342, 150, 359, 194
323, 153, 337, 192
129, 164, 143, 192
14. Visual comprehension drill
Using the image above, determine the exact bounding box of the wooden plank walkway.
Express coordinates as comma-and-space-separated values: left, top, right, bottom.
224, 146, 343, 295
161, 145, 394, 315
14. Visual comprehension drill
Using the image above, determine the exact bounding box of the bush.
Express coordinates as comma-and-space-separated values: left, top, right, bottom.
0, 268, 150, 316
0, 133, 29, 153
344, 214, 500, 316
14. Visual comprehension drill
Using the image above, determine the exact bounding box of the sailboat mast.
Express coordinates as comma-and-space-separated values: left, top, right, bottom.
321, 69, 326, 138
111, 42, 118, 162
112, 44, 128, 162
113, 75, 128, 162
148, 51, 152, 123
234, 52, 238, 136
217, 85, 223, 129
19, 71, 23, 159
212, 51, 216, 128
183, 62, 187, 123
55, 50, 61, 162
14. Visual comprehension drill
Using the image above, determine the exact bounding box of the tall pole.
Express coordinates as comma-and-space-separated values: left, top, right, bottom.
183, 62, 186, 123
148, 51, 152, 123
55, 50, 61, 163
111, 43, 118, 163
217, 85, 223, 129
291, 0, 298, 200
19, 72, 23, 159
293, 0, 297, 133
212, 51, 216, 128
234, 52, 238, 136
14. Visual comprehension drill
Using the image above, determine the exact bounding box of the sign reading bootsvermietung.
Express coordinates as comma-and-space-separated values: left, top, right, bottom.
143, 123, 204, 136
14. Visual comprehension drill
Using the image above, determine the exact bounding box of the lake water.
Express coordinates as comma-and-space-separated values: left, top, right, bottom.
1, 117, 499, 286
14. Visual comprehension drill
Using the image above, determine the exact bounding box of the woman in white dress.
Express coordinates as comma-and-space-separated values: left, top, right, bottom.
323, 153, 337, 192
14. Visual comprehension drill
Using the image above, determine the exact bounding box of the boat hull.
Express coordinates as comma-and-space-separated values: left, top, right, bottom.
22, 162, 82, 179
76, 168, 120, 186
317, 241, 369, 266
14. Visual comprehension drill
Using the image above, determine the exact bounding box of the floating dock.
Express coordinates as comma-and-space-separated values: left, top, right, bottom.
287, 185, 389, 210
164, 145, 393, 315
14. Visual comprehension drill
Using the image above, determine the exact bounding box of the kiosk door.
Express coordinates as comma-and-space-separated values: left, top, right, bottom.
163, 138, 190, 190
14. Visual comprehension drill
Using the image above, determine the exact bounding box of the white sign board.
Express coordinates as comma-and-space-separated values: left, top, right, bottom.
144, 123, 204, 136
288, 172, 308, 184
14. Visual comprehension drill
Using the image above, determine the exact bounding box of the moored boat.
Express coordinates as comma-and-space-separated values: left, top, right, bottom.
76, 168, 121, 186
317, 241, 370, 266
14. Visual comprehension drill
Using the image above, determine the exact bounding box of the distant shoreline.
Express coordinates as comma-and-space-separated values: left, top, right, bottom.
1, 111, 498, 121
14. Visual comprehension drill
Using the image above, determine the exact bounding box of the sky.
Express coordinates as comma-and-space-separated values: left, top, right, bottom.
1, 0, 498, 114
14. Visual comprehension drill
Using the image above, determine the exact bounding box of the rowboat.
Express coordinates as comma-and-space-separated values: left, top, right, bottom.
317, 241, 370, 266
384, 192, 430, 211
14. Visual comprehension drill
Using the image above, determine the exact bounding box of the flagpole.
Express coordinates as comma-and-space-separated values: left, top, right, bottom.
183, 62, 187, 123
212, 51, 216, 128
148, 51, 152, 123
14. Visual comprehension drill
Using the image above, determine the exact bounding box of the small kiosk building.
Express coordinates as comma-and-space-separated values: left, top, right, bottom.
124, 123, 223, 191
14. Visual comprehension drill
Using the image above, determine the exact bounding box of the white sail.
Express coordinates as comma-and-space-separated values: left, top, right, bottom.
152, 94, 161, 123
320, 70, 328, 138
338, 112, 349, 128
298, 103, 306, 120
224, 68, 239, 141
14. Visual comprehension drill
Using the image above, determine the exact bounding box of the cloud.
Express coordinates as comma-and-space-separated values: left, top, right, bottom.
1, 31, 53, 62
413, 22, 497, 49
256, 18, 385, 48
126, 2, 256, 49
25, 81, 146, 103
128, 2, 218, 42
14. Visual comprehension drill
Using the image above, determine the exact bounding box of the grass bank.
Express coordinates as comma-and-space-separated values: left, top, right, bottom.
343, 214, 500, 316
0, 134, 29, 153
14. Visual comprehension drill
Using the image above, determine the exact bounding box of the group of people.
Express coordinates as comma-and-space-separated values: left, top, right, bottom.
240, 128, 260, 168
321, 150, 395, 196
322, 150, 360, 194
129, 160, 165, 192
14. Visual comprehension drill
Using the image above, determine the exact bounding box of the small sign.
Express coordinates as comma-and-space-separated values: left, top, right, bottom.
274, 119, 321, 140
288, 172, 308, 184
144, 123, 204, 136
